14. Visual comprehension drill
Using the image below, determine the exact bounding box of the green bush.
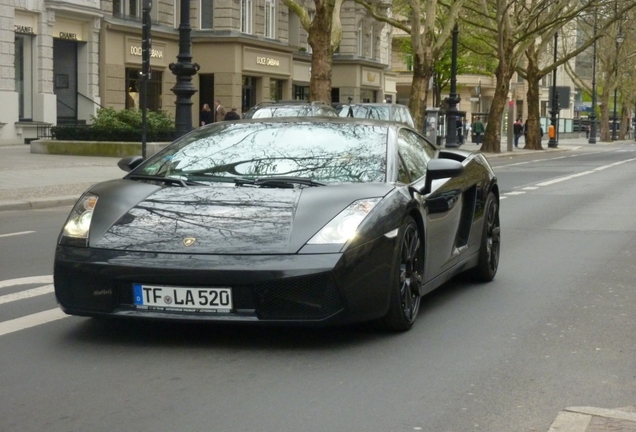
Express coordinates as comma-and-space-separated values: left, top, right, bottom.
51, 108, 175, 142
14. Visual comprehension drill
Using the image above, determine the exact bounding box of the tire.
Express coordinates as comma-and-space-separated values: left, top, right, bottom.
381, 216, 424, 332
469, 191, 500, 282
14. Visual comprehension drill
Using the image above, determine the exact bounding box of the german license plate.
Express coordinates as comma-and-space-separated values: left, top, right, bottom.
133, 284, 232, 313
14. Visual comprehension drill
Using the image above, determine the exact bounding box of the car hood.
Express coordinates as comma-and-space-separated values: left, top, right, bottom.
89, 180, 394, 254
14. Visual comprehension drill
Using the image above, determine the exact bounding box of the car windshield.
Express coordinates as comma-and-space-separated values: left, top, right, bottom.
247, 106, 336, 118
135, 121, 388, 184
338, 105, 391, 121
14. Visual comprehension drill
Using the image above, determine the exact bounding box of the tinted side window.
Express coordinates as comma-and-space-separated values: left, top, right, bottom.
398, 129, 432, 181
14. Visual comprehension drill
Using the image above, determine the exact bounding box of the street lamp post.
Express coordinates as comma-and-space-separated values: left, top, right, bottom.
548, 31, 559, 148
169, 0, 200, 139
445, 24, 460, 148
611, 29, 624, 141
589, 12, 598, 144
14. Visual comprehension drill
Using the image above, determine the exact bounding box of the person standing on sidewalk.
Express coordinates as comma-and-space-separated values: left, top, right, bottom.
513, 118, 523, 148
214, 99, 227, 123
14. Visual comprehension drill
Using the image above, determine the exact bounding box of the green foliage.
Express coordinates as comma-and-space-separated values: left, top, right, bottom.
51, 108, 175, 142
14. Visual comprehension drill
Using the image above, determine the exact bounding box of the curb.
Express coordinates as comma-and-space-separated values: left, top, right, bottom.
0, 196, 77, 212
548, 407, 636, 432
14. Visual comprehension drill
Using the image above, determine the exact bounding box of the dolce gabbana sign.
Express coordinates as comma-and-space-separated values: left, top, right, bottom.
256, 56, 280, 67
243, 47, 291, 75
125, 37, 167, 66
130, 45, 164, 59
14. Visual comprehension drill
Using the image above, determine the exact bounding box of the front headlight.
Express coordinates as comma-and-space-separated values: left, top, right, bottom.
307, 198, 381, 244
62, 193, 98, 240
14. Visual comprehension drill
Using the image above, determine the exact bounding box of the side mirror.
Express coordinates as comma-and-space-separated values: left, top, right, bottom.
423, 159, 464, 194
118, 155, 144, 172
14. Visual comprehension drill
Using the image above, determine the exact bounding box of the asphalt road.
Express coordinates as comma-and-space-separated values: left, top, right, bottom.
1, 143, 636, 432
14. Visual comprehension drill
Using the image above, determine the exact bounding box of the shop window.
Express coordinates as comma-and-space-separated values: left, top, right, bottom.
270, 79, 283, 101
242, 76, 257, 113
126, 68, 163, 112
15, 34, 34, 121
265, 0, 276, 39
201, 0, 213, 29
293, 85, 308, 101
360, 89, 377, 103
241, 0, 253, 34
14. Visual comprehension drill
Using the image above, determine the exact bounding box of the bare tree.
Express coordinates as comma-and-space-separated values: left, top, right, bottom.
282, 0, 345, 103
355, 0, 466, 131
564, 2, 636, 142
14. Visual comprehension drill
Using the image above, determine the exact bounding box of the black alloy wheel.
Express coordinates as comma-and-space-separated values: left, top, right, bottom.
470, 191, 500, 282
382, 216, 424, 332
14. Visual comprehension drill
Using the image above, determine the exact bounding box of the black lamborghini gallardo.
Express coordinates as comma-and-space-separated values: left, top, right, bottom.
54, 117, 500, 331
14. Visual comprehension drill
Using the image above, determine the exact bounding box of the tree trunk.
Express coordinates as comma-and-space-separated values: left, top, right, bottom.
599, 100, 610, 142
481, 62, 513, 153
524, 56, 544, 150
307, 3, 334, 103
409, 61, 432, 133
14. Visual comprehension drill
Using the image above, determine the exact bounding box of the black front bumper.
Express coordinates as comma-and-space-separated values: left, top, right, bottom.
54, 238, 395, 325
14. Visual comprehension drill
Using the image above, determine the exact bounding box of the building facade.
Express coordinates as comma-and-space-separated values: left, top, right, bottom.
0, 0, 393, 145
1, 0, 102, 145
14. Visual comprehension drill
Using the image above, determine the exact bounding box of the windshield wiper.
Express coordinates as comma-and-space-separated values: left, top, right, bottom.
234, 176, 325, 188
127, 174, 206, 187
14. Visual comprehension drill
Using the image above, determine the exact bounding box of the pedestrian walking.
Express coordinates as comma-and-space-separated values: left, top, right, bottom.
214, 99, 227, 122
513, 118, 523, 148
472, 117, 485, 144
200, 103, 213, 126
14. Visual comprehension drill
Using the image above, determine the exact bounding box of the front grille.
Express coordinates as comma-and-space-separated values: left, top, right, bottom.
251, 273, 344, 320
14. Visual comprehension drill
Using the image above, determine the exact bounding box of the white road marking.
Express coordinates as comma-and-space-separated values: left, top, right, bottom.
504, 191, 526, 196
0, 231, 35, 238
536, 170, 595, 186
0, 308, 68, 337
522, 187, 539, 190
0, 284, 54, 305
0, 275, 53, 291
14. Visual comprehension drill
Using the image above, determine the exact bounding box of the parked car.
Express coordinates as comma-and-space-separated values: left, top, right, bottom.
243, 101, 338, 119
335, 103, 416, 128
54, 117, 500, 332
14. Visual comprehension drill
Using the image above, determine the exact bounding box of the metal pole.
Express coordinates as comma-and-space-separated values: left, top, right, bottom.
169, 0, 200, 140
141, 0, 152, 158
548, 31, 559, 148
589, 12, 597, 144
445, 24, 460, 148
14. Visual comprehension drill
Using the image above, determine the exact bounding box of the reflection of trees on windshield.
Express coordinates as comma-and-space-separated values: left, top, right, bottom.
339, 106, 390, 121
139, 122, 388, 184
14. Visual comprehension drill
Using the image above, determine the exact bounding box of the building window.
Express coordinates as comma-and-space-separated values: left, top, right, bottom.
288, 8, 299, 46
405, 54, 413, 71
368, 31, 373, 59
113, 0, 142, 19
201, 0, 213, 29
15, 34, 34, 121
241, 0, 253, 34
357, 28, 363, 56
306, 10, 315, 53
265, 0, 276, 39
126, 68, 163, 111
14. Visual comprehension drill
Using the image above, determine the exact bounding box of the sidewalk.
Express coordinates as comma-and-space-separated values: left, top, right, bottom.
0, 136, 622, 212
548, 406, 636, 432
0, 145, 123, 211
